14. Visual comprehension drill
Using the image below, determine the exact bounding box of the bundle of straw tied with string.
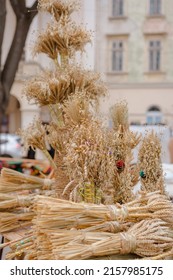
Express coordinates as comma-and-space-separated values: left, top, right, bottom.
0, 0, 173, 260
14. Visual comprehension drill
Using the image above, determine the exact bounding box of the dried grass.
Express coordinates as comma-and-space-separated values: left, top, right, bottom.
0, 194, 34, 210
24, 65, 107, 107
15, 218, 173, 260
138, 131, 165, 194
110, 101, 129, 131
0, 168, 54, 193
33, 19, 91, 59
50, 219, 173, 259
63, 123, 136, 204
38, 0, 80, 21
32, 192, 173, 231
0, 211, 34, 234
2, 0, 172, 262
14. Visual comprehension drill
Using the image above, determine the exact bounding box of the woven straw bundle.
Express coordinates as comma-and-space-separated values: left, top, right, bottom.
1, 0, 173, 262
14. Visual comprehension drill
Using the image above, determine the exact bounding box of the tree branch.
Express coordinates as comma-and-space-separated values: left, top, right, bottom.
27, 0, 38, 20
9, 0, 27, 17
0, 0, 6, 105
1, 18, 30, 104
0, 0, 6, 69
1, 1, 38, 109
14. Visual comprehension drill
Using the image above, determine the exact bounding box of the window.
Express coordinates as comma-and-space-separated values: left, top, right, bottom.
112, 0, 124, 17
149, 40, 161, 71
149, 0, 161, 15
111, 41, 123, 72
146, 106, 162, 124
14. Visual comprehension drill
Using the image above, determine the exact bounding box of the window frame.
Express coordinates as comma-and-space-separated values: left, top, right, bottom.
148, 40, 161, 72
146, 111, 162, 125
111, 40, 124, 72
111, 0, 124, 18
149, 0, 162, 16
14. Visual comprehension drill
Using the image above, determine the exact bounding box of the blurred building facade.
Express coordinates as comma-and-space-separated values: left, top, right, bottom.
95, 0, 173, 127
3, 0, 173, 133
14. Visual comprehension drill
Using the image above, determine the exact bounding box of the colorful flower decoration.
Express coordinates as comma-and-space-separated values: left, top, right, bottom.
116, 160, 125, 172
139, 170, 146, 179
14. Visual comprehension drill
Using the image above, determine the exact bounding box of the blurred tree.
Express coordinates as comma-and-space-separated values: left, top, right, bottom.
0, 0, 38, 129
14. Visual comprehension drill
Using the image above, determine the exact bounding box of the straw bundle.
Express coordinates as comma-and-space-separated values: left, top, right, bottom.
5, 222, 131, 260
0, 168, 55, 193
0, 194, 34, 210
0, 211, 34, 233
110, 101, 129, 131
0, 193, 15, 202
50, 219, 173, 259
20, 219, 173, 260
5, 235, 35, 260
38, 0, 80, 21
33, 19, 91, 60
110, 101, 141, 149
32, 191, 173, 231
53, 152, 70, 198
143, 249, 173, 260
4, 191, 173, 260
2, 0, 172, 262
63, 121, 137, 203
24, 65, 107, 107
138, 131, 165, 194
82, 221, 132, 233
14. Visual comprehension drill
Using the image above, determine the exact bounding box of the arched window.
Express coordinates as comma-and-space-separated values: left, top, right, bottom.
146, 105, 162, 124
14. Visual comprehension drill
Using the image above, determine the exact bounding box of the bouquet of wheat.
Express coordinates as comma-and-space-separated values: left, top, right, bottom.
32, 191, 173, 232
48, 219, 173, 260
5, 190, 173, 260
7, 218, 173, 260
0, 168, 55, 193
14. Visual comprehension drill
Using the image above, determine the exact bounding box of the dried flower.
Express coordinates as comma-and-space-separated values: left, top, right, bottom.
24, 65, 107, 106
38, 0, 80, 21
33, 19, 92, 59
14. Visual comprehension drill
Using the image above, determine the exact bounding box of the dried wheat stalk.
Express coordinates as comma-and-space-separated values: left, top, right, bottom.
0, 168, 54, 193
33, 19, 91, 60
138, 131, 165, 194
19, 119, 57, 170
0, 194, 35, 210
24, 65, 107, 107
110, 101, 129, 131
38, 0, 80, 21
0, 211, 34, 234
50, 219, 173, 259
32, 192, 173, 232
